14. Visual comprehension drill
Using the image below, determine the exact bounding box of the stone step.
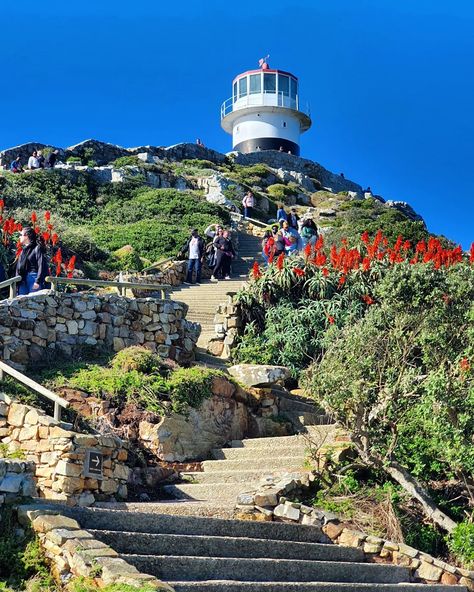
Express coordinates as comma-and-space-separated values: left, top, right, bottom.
168, 583, 465, 592
210, 446, 310, 460
231, 427, 336, 449
181, 470, 292, 484
201, 456, 307, 472
161, 483, 247, 502
123, 555, 411, 584
70, 508, 326, 543
90, 530, 364, 562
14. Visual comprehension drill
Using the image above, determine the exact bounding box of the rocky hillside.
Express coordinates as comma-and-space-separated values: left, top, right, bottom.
0, 138, 430, 274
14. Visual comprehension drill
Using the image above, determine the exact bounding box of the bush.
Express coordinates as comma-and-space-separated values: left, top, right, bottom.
110, 346, 164, 374
61, 226, 108, 262
267, 183, 297, 201
448, 522, 474, 567
112, 156, 141, 168
167, 367, 226, 414
66, 156, 82, 163
111, 246, 144, 272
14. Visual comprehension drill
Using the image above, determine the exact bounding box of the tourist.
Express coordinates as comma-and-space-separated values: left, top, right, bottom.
46, 150, 60, 168
10, 157, 23, 173
273, 229, 286, 258
281, 220, 302, 254
204, 223, 223, 240
16, 227, 49, 295
27, 151, 40, 170
340, 172, 345, 178
261, 229, 274, 265
364, 186, 372, 196
277, 204, 288, 226
180, 229, 205, 285
211, 229, 235, 281
288, 207, 299, 230
242, 191, 255, 219
300, 218, 318, 247
37, 150, 45, 169
196, 138, 204, 146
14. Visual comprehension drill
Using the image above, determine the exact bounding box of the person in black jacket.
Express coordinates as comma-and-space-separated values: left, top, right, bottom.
211, 230, 235, 280
16, 227, 49, 295
180, 229, 205, 284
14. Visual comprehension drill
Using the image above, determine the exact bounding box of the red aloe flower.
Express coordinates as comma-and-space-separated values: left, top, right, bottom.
470, 243, 474, 264
362, 257, 371, 271
460, 358, 470, 372
51, 233, 59, 246
293, 267, 305, 277
338, 275, 346, 287
0, 199, 4, 210
361, 231, 370, 245
251, 261, 262, 279
304, 243, 312, 258
327, 315, 335, 324
44, 211, 51, 222
31, 211, 37, 224
276, 252, 285, 271
42, 231, 50, 243
314, 236, 324, 251
322, 267, 329, 277
362, 294, 375, 305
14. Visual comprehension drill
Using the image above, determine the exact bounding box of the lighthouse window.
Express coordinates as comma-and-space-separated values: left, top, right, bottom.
278, 75, 289, 97
290, 78, 297, 100
263, 73, 276, 93
238, 77, 248, 98
233, 82, 237, 102
249, 74, 261, 94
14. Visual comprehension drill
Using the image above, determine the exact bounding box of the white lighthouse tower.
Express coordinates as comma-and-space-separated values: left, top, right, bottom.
220, 57, 312, 156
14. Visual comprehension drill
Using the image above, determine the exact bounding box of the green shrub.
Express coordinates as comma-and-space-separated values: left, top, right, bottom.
267, 183, 297, 201
66, 156, 82, 163
112, 156, 141, 168
112, 246, 144, 272
167, 367, 226, 414
61, 226, 108, 262
110, 346, 164, 374
448, 522, 474, 567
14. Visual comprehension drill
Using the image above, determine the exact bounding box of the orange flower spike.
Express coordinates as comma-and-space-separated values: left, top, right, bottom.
293, 267, 305, 277
362, 294, 375, 305
66, 255, 77, 273
416, 240, 426, 253
0, 199, 4, 210
338, 275, 346, 288
44, 211, 51, 222
51, 233, 59, 245
460, 358, 471, 372
31, 211, 37, 224
322, 267, 329, 277
470, 243, 474, 264
251, 261, 262, 279
327, 315, 335, 325
403, 240, 411, 251
314, 236, 324, 251
361, 231, 370, 245
304, 243, 312, 258
276, 252, 285, 271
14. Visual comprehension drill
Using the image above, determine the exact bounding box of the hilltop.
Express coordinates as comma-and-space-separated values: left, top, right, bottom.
0, 139, 430, 274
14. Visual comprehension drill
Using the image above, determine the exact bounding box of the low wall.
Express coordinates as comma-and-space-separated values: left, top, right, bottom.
0, 458, 37, 505
0, 291, 200, 370
1, 394, 129, 506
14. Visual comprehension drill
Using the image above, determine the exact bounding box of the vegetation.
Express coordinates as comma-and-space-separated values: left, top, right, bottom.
236, 231, 474, 543
48, 347, 228, 415
0, 507, 54, 591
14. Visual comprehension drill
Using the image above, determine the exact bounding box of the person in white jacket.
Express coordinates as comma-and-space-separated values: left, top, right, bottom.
242, 191, 255, 219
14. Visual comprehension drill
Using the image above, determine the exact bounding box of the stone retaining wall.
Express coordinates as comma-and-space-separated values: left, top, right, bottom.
18, 505, 172, 590
210, 295, 242, 358
1, 394, 129, 506
0, 458, 37, 505
0, 291, 200, 370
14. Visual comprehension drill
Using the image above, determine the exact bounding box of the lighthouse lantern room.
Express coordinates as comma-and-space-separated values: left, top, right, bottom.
220, 57, 312, 156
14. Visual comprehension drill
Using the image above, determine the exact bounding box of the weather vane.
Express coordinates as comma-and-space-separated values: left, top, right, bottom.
258, 55, 270, 69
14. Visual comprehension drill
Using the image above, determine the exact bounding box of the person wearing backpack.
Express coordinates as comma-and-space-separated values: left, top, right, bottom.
180, 229, 205, 284
242, 191, 255, 219
16, 227, 49, 295
261, 230, 275, 265
300, 218, 318, 247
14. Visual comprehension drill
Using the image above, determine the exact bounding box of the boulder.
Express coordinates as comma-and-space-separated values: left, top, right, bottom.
228, 364, 290, 387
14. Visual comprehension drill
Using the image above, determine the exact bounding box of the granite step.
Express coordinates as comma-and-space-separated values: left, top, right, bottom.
201, 456, 307, 472
168, 583, 464, 592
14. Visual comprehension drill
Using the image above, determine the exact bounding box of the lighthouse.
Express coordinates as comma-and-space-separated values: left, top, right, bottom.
220, 57, 312, 156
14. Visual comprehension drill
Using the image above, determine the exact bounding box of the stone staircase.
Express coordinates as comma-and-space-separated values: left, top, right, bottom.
70, 507, 464, 591
169, 230, 261, 349
161, 423, 336, 505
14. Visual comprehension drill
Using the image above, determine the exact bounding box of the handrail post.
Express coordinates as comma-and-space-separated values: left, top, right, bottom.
9, 282, 16, 299
54, 401, 61, 422
50, 278, 57, 294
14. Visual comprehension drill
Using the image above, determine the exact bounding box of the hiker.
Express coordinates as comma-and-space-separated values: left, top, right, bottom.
261, 229, 275, 265
16, 227, 49, 295
276, 204, 288, 226
46, 150, 59, 168
242, 191, 255, 219
212, 229, 235, 281
180, 229, 205, 285
27, 151, 40, 170
37, 150, 45, 169
300, 218, 318, 247
10, 157, 23, 173
288, 207, 299, 230
281, 220, 302, 254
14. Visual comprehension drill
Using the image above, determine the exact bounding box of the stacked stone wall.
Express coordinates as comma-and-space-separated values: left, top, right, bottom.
1, 394, 129, 506
0, 292, 200, 370
0, 458, 37, 505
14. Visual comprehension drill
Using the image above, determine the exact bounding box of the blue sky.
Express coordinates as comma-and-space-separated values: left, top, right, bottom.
1, 0, 473, 247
